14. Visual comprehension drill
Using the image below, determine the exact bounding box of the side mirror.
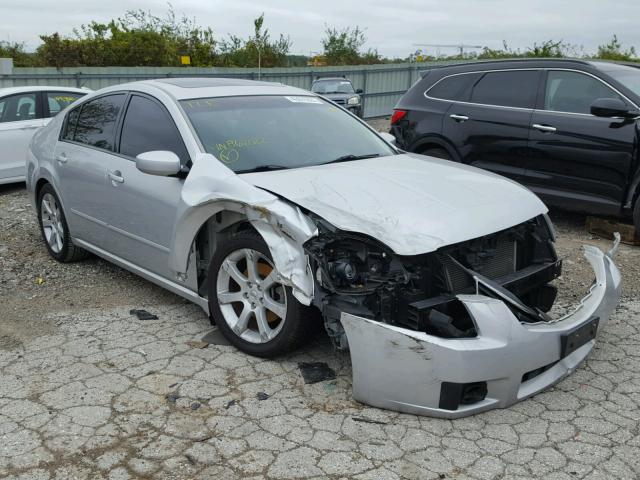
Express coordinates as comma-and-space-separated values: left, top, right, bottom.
591, 98, 639, 119
379, 131, 396, 146
135, 151, 182, 176
356, 88, 364, 94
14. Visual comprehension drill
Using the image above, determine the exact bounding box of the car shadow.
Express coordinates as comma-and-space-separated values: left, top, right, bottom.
0, 182, 26, 196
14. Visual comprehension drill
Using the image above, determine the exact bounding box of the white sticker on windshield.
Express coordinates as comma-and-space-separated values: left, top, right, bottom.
285, 96, 323, 104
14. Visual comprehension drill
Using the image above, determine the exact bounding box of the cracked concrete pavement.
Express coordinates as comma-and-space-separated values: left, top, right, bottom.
2, 180, 640, 479
2, 300, 640, 480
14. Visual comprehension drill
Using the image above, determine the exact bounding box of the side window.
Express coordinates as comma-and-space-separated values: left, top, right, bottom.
74, 94, 126, 151
0, 93, 37, 123
119, 95, 189, 164
469, 70, 539, 108
544, 71, 624, 114
62, 107, 80, 141
46, 92, 85, 118
427, 73, 481, 101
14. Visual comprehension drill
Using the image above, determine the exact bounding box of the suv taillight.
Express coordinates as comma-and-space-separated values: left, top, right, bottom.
390, 109, 407, 125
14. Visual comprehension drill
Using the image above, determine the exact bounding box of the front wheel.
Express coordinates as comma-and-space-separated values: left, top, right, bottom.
207, 230, 311, 357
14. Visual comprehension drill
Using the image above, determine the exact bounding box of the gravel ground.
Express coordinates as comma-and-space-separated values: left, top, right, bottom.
1, 163, 640, 478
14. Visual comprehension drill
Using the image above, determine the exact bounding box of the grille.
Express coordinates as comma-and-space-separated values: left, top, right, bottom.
332, 99, 346, 105
439, 239, 517, 293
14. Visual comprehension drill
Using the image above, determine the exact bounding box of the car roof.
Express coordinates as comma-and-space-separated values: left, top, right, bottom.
94, 77, 313, 101
0, 86, 88, 97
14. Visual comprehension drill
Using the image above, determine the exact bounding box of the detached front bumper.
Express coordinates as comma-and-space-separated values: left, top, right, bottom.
341, 243, 622, 418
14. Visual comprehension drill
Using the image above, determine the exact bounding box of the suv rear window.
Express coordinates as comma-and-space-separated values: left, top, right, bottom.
427, 73, 481, 101
469, 70, 539, 108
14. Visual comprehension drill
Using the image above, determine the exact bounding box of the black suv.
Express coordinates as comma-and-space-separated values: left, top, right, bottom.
391, 59, 640, 233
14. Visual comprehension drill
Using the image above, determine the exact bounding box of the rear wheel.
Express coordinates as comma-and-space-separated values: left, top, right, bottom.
37, 184, 88, 262
421, 147, 451, 160
208, 230, 311, 357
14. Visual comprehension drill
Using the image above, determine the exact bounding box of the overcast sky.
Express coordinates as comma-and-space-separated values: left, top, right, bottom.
1, 0, 639, 58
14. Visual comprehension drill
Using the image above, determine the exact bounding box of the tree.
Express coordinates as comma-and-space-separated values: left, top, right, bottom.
218, 13, 291, 68
525, 40, 569, 58
321, 26, 381, 65
0, 41, 40, 67
37, 7, 219, 67
596, 35, 637, 61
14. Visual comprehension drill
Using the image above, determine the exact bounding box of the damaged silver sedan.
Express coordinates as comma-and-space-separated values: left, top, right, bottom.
27, 78, 621, 418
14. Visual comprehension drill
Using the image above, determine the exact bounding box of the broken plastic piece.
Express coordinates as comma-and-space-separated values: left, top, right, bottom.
130, 309, 158, 320
298, 362, 337, 384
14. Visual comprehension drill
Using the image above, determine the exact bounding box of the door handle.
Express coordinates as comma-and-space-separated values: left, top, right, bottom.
450, 114, 469, 122
108, 170, 124, 184
19, 126, 39, 130
55, 153, 67, 164
532, 123, 557, 133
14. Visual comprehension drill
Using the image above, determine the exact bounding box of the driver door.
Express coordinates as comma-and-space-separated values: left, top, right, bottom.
526, 70, 636, 214
95, 93, 190, 279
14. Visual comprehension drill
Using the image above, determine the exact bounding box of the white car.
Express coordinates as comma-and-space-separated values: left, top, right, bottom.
0, 86, 87, 184
26, 78, 621, 418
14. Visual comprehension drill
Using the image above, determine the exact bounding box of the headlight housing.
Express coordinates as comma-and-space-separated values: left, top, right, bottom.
305, 232, 405, 294
347, 95, 360, 105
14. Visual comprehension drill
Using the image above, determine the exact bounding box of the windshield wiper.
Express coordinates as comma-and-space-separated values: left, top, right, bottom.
321, 153, 383, 165
236, 164, 289, 174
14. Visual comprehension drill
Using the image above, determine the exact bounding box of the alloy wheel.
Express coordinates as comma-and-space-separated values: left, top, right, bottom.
41, 193, 64, 254
216, 248, 288, 344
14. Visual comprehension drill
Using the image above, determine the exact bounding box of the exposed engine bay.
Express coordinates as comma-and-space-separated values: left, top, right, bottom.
305, 214, 563, 348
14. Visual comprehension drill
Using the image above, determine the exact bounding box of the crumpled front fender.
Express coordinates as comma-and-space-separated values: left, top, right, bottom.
169, 154, 318, 304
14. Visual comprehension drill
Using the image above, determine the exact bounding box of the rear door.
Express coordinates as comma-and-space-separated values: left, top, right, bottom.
54, 93, 128, 246
527, 70, 637, 215
0, 91, 43, 181
442, 69, 541, 182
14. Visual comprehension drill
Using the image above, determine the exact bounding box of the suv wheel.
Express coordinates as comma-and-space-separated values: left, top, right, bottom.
634, 197, 640, 237
37, 184, 89, 262
422, 148, 451, 160
208, 230, 311, 357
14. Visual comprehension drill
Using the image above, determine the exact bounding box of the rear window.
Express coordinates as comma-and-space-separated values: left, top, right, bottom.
469, 70, 540, 108
426, 73, 481, 101
74, 94, 126, 151
62, 107, 80, 141
46, 92, 85, 117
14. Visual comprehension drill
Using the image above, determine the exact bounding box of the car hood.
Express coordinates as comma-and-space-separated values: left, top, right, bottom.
240, 153, 547, 255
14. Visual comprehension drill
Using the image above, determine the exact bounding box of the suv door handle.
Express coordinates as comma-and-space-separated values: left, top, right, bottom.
108, 170, 124, 184
450, 114, 469, 122
532, 123, 557, 133
55, 153, 67, 164
19, 125, 39, 131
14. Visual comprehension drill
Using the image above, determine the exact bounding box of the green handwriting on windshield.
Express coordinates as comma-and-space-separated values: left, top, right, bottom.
210, 137, 268, 164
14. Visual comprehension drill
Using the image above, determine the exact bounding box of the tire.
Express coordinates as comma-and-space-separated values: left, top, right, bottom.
421, 147, 451, 160
634, 197, 640, 237
37, 183, 89, 262
208, 230, 311, 357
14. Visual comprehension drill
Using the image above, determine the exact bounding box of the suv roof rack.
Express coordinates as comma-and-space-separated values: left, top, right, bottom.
417, 57, 595, 77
